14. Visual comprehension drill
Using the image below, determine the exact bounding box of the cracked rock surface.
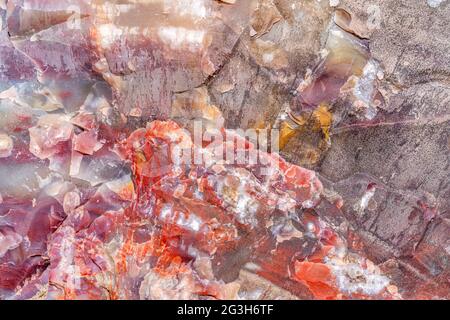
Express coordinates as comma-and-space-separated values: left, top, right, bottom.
0, 0, 448, 300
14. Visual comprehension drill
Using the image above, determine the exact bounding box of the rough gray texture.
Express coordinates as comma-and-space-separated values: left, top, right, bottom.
206, 0, 450, 298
